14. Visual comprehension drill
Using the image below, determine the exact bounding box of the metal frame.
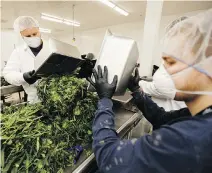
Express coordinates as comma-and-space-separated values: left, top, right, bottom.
1, 85, 26, 103
1, 85, 23, 96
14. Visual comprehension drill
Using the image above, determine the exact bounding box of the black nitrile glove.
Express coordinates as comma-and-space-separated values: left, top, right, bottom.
23, 70, 40, 85
79, 53, 96, 79
88, 65, 118, 99
128, 68, 141, 92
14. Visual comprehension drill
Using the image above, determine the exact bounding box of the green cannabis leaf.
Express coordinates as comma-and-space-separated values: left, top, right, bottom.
1, 74, 97, 173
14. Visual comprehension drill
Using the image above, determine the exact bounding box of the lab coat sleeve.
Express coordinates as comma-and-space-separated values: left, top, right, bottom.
132, 91, 190, 129
92, 98, 196, 173
139, 80, 174, 99
3, 49, 25, 86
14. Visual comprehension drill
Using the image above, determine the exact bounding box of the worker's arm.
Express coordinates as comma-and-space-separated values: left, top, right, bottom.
132, 90, 190, 129
93, 98, 196, 173
3, 49, 25, 86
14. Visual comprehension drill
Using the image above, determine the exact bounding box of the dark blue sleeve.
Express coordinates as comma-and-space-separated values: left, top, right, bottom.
132, 91, 191, 129
92, 98, 196, 173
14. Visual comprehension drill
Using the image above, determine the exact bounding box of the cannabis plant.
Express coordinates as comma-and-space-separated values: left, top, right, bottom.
1, 75, 97, 173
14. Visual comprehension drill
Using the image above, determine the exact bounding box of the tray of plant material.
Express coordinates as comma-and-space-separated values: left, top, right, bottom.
1, 71, 98, 173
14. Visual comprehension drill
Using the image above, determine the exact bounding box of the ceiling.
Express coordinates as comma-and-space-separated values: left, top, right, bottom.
1, 1, 212, 33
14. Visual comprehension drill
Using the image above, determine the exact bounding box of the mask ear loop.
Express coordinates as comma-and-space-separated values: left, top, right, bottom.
175, 90, 212, 95
193, 57, 212, 78
162, 51, 212, 78
171, 65, 212, 95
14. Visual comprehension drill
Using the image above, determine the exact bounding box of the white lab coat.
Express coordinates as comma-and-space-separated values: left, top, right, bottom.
139, 65, 187, 111
3, 41, 49, 103
139, 80, 187, 111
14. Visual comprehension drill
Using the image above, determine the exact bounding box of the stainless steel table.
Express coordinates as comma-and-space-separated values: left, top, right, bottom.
66, 105, 142, 173
1, 85, 24, 103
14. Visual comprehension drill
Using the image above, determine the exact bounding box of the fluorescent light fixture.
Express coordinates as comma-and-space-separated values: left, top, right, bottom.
63, 19, 80, 27
40, 28, 51, 33
99, 0, 129, 16
41, 13, 80, 27
100, 0, 115, 8
114, 6, 128, 16
41, 13, 61, 19
41, 16, 62, 23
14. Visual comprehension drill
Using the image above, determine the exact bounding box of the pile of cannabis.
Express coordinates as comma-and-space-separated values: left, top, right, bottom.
1, 75, 98, 173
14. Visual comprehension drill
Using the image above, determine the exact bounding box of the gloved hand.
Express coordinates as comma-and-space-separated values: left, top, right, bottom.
23, 70, 40, 84
79, 53, 96, 79
88, 65, 118, 99
128, 68, 141, 92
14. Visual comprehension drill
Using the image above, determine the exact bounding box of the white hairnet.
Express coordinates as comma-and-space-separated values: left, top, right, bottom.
165, 16, 188, 33
163, 9, 212, 78
162, 9, 212, 95
13, 16, 39, 33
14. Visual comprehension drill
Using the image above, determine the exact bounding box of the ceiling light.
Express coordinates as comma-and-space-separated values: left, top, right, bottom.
114, 6, 129, 16
63, 21, 80, 26
41, 16, 62, 23
40, 28, 51, 33
99, 0, 129, 16
41, 13, 80, 27
100, 0, 115, 8
63, 19, 80, 27
41, 13, 62, 20
64, 19, 80, 25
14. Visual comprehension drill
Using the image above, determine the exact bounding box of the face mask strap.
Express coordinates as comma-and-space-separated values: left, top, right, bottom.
162, 59, 212, 96
176, 89, 212, 95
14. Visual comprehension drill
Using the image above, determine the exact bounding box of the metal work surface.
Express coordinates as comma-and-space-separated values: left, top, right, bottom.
66, 105, 141, 173
112, 91, 132, 103
1, 85, 23, 96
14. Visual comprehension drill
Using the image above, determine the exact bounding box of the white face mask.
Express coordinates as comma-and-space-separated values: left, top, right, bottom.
153, 64, 176, 99
23, 37, 41, 48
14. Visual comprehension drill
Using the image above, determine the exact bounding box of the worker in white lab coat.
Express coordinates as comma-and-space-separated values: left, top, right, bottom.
139, 64, 187, 111
3, 16, 45, 103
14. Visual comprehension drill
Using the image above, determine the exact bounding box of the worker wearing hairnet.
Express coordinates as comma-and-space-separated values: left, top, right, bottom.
3, 16, 44, 103
139, 16, 187, 111
88, 9, 212, 173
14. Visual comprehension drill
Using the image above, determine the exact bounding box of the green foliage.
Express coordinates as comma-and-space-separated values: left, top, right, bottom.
1, 75, 97, 173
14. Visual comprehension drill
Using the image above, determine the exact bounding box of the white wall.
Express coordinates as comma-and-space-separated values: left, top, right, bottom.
1, 31, 17, 70
52, 31, 82, 54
